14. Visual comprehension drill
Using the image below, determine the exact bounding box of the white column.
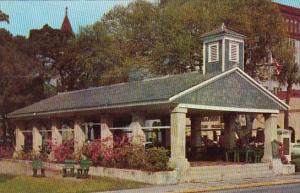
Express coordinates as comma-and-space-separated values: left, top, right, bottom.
169, 106, 190, 175
15, 122, 25, 152
100, 115, 113, 148
51, 120, 62, 147
191, 117, 202, 155
74, 119, 85, 154
131, 112, 146, 145
32, 122, 42, 153
262, 114, 278, 163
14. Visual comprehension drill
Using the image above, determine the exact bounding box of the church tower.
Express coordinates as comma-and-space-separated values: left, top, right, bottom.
201, 23, 245, 74
61, 6, 73, 34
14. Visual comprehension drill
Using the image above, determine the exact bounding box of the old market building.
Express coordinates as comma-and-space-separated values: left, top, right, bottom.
8, 24, 292, 178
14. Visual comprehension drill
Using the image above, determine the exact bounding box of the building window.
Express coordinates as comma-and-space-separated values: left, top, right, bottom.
229, 42, 239, 62
208, 42, 219, 63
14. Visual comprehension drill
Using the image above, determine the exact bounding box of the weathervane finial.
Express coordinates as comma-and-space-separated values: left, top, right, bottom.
65, 6, 68, 16
221, 22, 225, 30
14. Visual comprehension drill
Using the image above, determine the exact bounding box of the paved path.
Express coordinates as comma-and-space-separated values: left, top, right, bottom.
216, 183, 300, 193
97, 175, 300, 193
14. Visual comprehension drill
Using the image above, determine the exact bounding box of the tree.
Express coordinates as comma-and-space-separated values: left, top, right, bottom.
274, 42, 300, 129
0, 10, 9, 23
27, 24, 76, 92
0, 29, 44, 145
78, 0, 287, 83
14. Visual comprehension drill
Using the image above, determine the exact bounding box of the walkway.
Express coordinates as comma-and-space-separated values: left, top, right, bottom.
97, 174, 300, 193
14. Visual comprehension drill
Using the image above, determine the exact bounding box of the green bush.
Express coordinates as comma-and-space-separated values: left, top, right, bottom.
145, 148, 169, 171
126, 146, 146, 169
291, 158, 300, 172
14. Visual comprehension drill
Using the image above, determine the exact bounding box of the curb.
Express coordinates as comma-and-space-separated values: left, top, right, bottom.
168, 179, 300, 193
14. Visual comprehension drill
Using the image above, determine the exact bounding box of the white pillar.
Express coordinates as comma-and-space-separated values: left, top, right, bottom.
51, 120, 62, 147
74, 119, 85, 154
131, 112, 146, 145
262, 114, 278, 163
15, 122, 25, 152
169, 106, 189, 175
100, 115, 113, 148
191, 117, 202, 156
32, 123, 42, 153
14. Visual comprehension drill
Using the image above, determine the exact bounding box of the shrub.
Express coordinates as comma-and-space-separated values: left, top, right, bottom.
53, 139, 74, 163
126, 145, 146, 169
82, 136, 170, 171
0, 146, 13, 159
145, 147, 169, 171
82, 139, 103, 166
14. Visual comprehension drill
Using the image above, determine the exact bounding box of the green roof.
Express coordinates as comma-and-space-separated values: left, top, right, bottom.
8, 68, 288, 119
8, 72, 217, 118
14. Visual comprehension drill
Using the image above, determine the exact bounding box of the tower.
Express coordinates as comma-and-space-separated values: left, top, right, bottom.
61, 6, 73, 34
201, 23, 245, 74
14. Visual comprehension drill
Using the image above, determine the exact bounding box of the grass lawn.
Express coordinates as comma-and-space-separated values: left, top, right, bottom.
0, 174, 146, 193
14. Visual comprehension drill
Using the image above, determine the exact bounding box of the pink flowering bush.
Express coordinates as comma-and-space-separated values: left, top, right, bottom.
53, 139, 74, 163
278, 141, 289, 164
82, 135, 170, 171
0, 146, 13, 159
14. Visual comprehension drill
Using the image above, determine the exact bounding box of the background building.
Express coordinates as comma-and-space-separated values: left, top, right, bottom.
260, 3, 300, 93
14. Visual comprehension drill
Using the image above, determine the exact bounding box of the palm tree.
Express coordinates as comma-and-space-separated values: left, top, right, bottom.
277, 59, 300, 129
0, 10, 9, 23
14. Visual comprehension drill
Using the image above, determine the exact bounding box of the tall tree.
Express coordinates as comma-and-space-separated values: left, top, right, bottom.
78, 0, 288, 83
27, 24, 76, 92
274, 42, 300, 129
0, 29, 44, 145
0, 10, 9, 23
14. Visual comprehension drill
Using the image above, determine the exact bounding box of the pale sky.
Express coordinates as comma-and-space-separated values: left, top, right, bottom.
0, 0, 298, 37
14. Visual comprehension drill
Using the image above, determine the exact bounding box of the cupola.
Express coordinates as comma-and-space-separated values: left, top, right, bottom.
201, 23, 245, 74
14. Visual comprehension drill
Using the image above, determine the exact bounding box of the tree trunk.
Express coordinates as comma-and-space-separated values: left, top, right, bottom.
1, 114, 7, 145
284, 84, 292, 130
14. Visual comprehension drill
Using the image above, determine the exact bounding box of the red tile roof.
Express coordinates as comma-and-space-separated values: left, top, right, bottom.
276, 90, 300, 100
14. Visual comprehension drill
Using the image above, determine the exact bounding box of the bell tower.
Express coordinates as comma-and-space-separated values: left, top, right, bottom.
201, 23, 245, 74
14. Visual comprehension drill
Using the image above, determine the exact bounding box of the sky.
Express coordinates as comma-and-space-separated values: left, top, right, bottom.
0, 0, 299, 37
0, 1, 132, 36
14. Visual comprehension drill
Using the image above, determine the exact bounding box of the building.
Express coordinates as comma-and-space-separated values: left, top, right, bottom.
260, 3, 300, 93
8, 24, 292, 180
277, 90, 300, 143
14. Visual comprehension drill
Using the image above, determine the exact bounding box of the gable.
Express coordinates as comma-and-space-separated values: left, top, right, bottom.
174, 71, 287, 112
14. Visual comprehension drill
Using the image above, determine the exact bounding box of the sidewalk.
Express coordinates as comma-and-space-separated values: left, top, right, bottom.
97, 174, 300, 193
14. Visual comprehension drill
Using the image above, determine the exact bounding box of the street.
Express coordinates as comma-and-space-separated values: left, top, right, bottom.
214, 183, 300, 193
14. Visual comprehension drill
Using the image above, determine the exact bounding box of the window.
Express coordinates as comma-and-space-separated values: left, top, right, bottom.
229, 42, 239, 62
208, 42, 219, 63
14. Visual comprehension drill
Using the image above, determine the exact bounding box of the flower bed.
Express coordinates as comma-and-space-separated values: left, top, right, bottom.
81, 136, 170, 171
0, 146, 13, 159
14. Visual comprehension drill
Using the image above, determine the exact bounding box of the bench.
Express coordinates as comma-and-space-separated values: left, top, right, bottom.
76, 160, 91, 179
63, 160, 76, 177
32, 160, 45, 177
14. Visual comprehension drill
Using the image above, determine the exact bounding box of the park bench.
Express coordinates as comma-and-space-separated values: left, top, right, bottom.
76, 160, 91, 179
62, 160, 76, 177
32, 160, 45, 177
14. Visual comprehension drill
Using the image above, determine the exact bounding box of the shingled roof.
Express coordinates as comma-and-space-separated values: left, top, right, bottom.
8, 68, 289, 119
8, 71, 217, 118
